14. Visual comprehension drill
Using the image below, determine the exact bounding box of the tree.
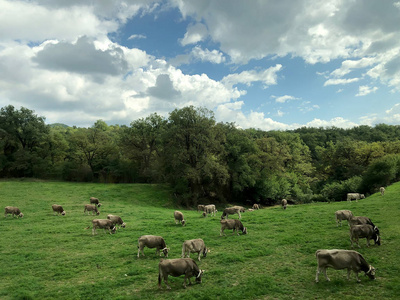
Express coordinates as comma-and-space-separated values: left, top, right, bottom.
120, 113, 166, 182
162, 106, 229, 205
0, 105, 50, 177
67, 121, 117, 180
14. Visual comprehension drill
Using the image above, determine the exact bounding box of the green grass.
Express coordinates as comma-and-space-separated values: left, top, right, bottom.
0, 179, 399, 299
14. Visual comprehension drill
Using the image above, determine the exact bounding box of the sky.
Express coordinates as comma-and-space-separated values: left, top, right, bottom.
1, 0, 400, 130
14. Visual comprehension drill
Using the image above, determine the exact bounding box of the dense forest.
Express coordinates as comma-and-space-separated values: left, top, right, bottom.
1, 104, 400, 206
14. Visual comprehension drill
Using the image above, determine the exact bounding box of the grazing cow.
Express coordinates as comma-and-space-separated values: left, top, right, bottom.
84, 204, 100, 215
174, 211, 186, 226
107, 214, 126, 228
158, 258, 204, 289
52, 204, 66, 216
220, 219, 247, 236
181, 239, 209, 261
137, 235, 169, 258
380, 187, 385, 196
252, 204, 260, 210
315, 249, 376, 283
197, 205, 205, 212
335, 210, 353, 227
350, 224, 381, 248
221, 207, 242, 219
89, 219, 116, 235
346, 193, 365, 202
4, 206, 24, 218
89, 197, 102, 207
348, 216, 376, 228
282, 199, 288, 210
203, 204, 217, 217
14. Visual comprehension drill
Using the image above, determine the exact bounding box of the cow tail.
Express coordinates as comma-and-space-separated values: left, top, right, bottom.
158, 263, 163, 286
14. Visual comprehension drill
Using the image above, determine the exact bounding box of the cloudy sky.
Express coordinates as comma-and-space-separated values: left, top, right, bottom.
1, 0, 400, 130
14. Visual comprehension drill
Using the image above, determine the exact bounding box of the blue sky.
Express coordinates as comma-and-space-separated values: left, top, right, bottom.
1, 0, 400, 130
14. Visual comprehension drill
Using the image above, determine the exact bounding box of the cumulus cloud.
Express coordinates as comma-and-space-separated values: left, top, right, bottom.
33, 36, 128, 77
147, 74, 181, 99
324, 78, 360, 86
191, 46, 226, 64
356, 85, 378, 97
179, 23, 208, 46
272, 95, 299, 103
1, 0, 400, 130
222, 64, 282, 89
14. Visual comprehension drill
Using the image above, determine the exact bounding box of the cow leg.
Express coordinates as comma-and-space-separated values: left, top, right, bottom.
198, 252, 201, 261
238, 212, 241, 219
366, 238, 370, 247
220, 229, 225, 236
322, 268, 330, 281
92, 227, 96, 235
315, 267, 320, 283
346, 269, 351, 280
355, 272, 361, 283
164, 276, 171, 289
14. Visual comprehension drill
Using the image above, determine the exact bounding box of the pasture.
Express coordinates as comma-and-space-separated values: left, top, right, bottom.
0, 179, 399, 299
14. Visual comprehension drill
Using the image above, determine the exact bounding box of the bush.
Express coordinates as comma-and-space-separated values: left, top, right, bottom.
321, 176, 362, 202
361, 154, 400, 193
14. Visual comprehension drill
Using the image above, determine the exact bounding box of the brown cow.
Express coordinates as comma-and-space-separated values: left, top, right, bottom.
158, 258, 204, 289
52, 204, 66, 216
4, 206, 24, 218
89, 219, 116, 235
220, 219, 247, 236
84, 204, 100, 215
315, 249, 376, 283
174, 211, 186, 226
137, 235, 169, 258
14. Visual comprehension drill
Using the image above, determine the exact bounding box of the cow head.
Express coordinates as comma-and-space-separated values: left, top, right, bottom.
61, 211, 66, 216
97, 203, 102, 207
203, 248, 209, 257
242, 227, 248, 234
182, 220, 186, 226
365, 265, 376, 280
162, 247, 169, 257
18, 213, 24, 218
373, 233, 381, 246
373, 226, 380, 236
121, 222, 126, 228
96, 211, 100, 215
195, 270, 204, 284
110, 226, 117, 234
202, 212, 206, 217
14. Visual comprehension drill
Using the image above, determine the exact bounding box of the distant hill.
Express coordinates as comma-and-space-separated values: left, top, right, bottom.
48, 123, 70, 128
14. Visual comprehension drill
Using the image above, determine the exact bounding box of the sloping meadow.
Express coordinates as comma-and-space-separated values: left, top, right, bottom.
0, 180, 399, 299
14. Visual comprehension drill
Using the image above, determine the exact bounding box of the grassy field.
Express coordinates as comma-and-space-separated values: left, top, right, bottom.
0, 179, 399, 300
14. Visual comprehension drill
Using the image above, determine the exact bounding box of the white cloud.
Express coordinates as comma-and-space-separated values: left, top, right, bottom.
272, 95, 299, 103
356, 85, 378, 97
128, 34, 146, 40
222, 64, 282, 89
306, 117, 358, 129
191, 46, 225, 64
324, 78, 360, 86
179, 23, 208, 46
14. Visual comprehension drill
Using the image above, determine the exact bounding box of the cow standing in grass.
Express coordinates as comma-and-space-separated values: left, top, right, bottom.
158, 258, 204, 289
4, 206, 24, 218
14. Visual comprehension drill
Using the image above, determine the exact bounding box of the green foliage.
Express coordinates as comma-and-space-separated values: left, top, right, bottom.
361, 154, 400, 193
3, 105, 400, 206
0, 180, 399, 299
321, 176, 362, 202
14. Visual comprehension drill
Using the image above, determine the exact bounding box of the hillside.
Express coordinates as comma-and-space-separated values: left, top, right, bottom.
0, 180, 398, 299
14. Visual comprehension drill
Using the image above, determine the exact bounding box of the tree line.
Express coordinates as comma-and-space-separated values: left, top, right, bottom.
1, 104, 400, 206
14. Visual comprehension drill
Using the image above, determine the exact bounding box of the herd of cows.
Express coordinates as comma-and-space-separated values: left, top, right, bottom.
3, 188, 384, 289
